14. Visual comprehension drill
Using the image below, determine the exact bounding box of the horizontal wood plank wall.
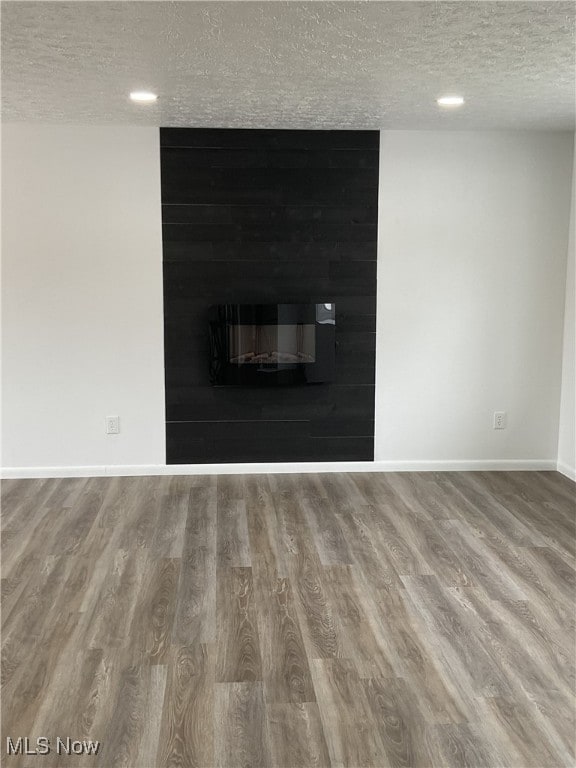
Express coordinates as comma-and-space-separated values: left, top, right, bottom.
160, 129, 379, 464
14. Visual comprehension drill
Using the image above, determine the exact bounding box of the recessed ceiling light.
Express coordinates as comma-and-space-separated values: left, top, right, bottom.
437, 95, 465, 107
130, 91, 158, 103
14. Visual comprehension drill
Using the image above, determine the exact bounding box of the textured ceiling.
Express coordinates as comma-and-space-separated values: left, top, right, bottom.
2, 1, 575, 129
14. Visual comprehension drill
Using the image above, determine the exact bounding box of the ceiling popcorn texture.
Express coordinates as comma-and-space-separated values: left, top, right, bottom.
1, 1, 574, 129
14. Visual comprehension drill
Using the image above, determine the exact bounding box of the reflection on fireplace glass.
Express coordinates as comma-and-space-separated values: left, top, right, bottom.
229, 324, 316, 364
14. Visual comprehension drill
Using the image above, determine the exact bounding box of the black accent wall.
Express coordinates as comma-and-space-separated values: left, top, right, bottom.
161, 129, 379, 464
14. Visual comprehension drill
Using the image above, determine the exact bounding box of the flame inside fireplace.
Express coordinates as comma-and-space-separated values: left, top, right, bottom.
228, 323, 316, 364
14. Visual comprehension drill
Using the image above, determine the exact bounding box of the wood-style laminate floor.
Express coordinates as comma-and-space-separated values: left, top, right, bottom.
1, 471, 575, 768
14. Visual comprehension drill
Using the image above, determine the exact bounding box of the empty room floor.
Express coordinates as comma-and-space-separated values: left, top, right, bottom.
2, 470, 575, 767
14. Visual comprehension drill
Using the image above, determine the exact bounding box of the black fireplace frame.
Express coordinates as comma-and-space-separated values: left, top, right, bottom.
209, 303, 336, 386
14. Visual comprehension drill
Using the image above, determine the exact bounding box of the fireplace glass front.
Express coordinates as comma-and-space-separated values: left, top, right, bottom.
209, 304, 335, 386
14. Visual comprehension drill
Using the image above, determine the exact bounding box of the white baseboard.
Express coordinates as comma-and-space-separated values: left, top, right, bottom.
557, 461, 576, 482
0, 458, 558, 480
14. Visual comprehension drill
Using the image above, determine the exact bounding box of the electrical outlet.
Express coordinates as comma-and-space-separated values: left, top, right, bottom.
106, 416, 120, 434
493, 411, 506, 430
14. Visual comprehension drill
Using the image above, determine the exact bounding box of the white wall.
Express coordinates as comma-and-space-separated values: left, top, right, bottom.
557, 135, 576, 479
2, 126, 574, 474
1, 125, 165, 468
375, 131, 574, 463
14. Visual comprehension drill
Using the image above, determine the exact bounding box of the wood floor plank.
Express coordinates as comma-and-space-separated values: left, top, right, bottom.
217, 476, 250, 571
337, 503, 407, 589
1, 479, 87, 579
217, 498, 251, 568
309, 657, 387, 768
96, 476, 141, 530
2, 553, 70, 661
529, 689, 576, 765
425, 722, 506, 768
290, 549, 344, 660
446, 586, 575, 700
95, 659, 151, 768
479, 694, 567, 767
372, 586, 471, 725
299, 494, 354, 566
486, 489, 576, 561
436, 518, 529, 600
519, 470, 576, 512
267, 473, 305, 563
449, 472, 548, 546
47, 478, 108, 557
153, 476, 191, 559
320, 476, 404, 588
402, 574, 513, 702
131, 557, 180, 665
254, 573, 316, 703
473, 532, 576, 629
135, 664, 168, 768
157, 644, 214, 768
79, 549, 149, 651
28, 648, 112, 768
323, 565, 399, 678
244, 473, 287, 581
1, 500, 66, 578
215, 566, 262, 683
1, 469, 574, 767
267, 702, 331, 768
523, 545, 576, 605
378, 471, 454, 521
1, 607, 81, 751
173, 483, 217, 645
1, 478, 41, 519
1, 550, 40, 629
265, 475, 345, 660
362, 677, 432, 768
118, 476, 168, 551
214, 681, 272, 768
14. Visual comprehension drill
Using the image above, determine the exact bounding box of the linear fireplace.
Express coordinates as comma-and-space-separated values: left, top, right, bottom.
209, 303, 335, 386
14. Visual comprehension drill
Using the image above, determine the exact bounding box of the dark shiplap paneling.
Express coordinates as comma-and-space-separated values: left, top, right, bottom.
161, 128, 378, 464
160, 128, 378, 150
